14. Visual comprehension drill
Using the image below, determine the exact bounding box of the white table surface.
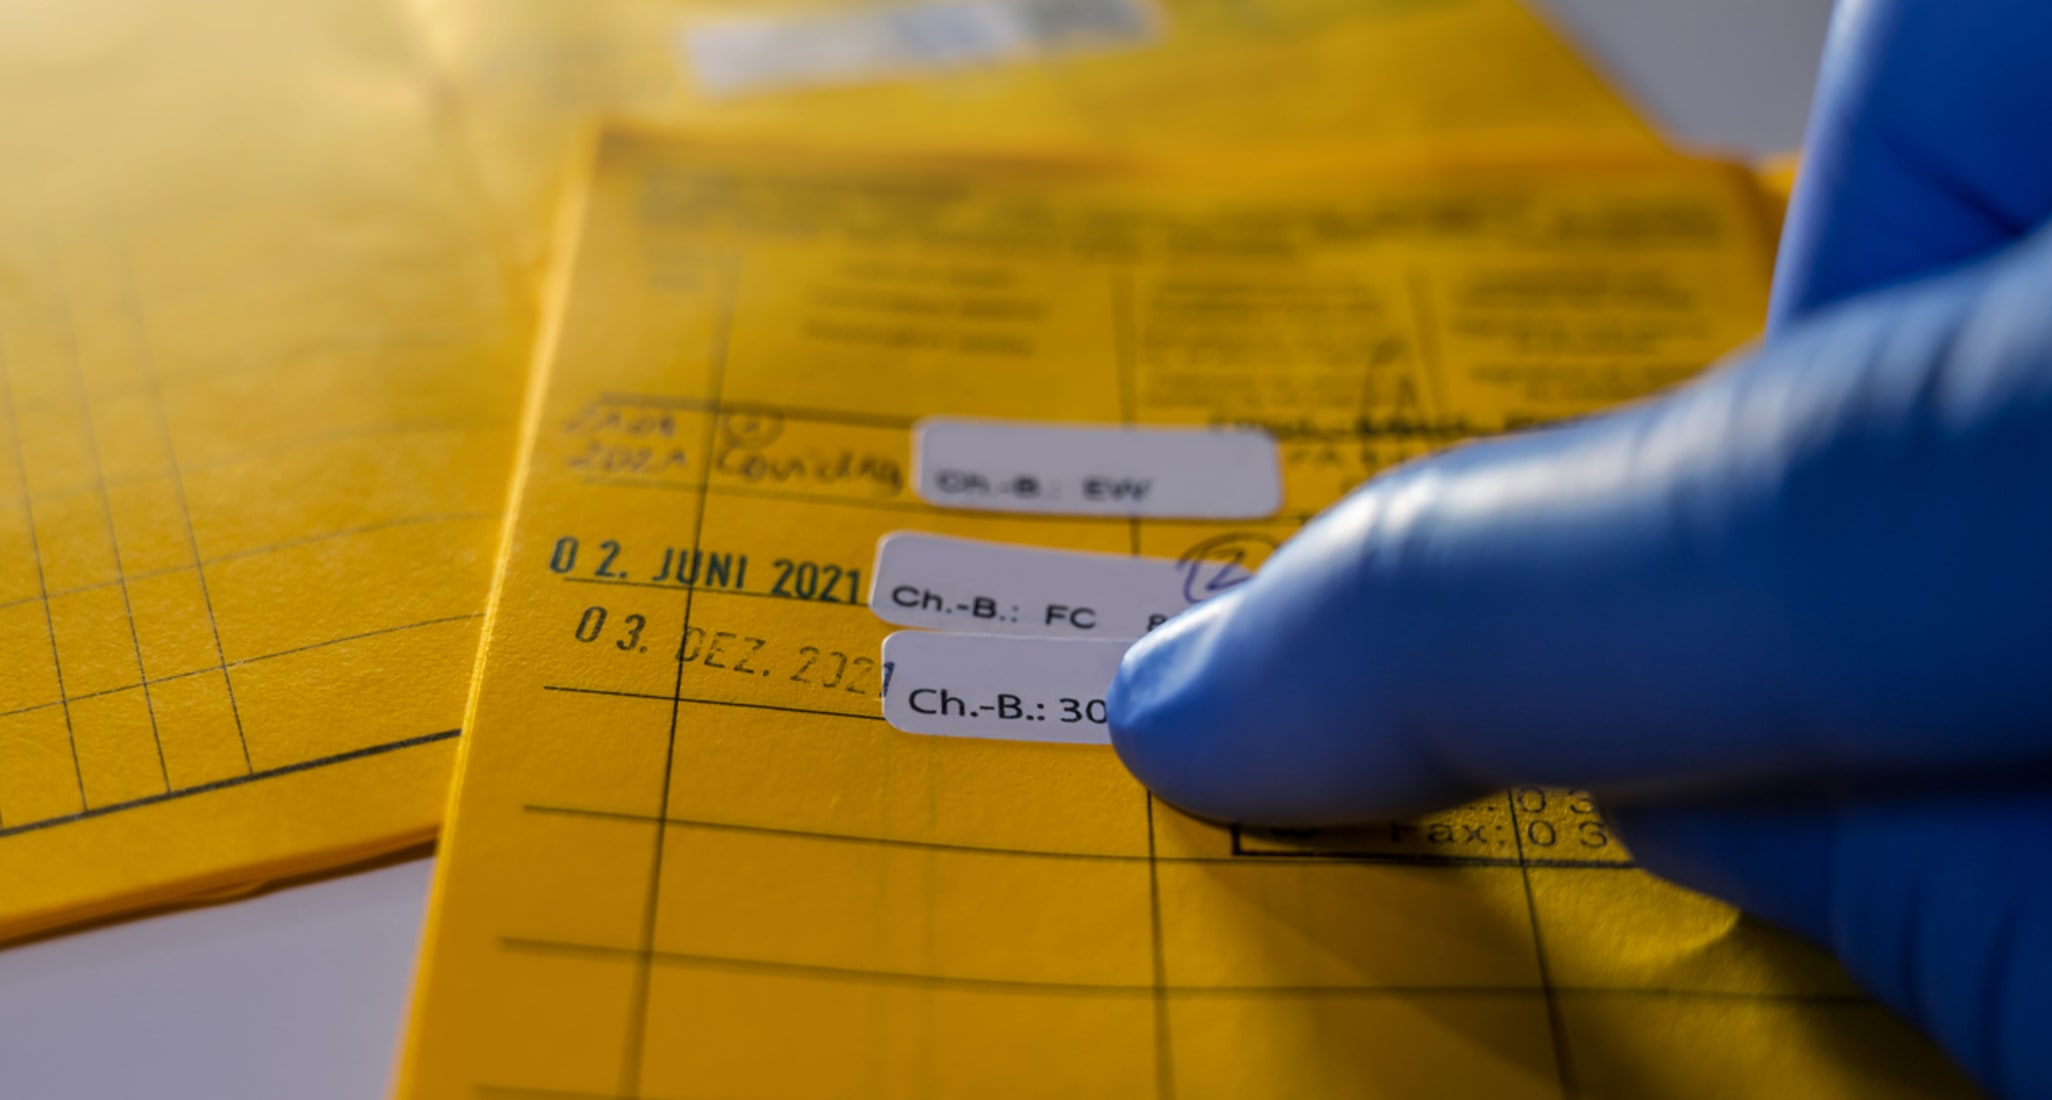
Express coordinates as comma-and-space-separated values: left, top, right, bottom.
0, 3, 1836, 1096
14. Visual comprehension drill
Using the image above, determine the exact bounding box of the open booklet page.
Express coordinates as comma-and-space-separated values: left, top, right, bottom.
0, 0, 527, 939
395, 131, 1972, 1099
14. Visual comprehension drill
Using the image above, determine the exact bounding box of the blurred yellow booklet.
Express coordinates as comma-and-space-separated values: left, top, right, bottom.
410, 0, 1670, 273
0, 0, 526, 938
396, 131, 1972, 1098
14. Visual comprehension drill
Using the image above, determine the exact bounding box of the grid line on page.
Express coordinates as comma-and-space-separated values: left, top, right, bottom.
0, 511, 503, 613
561, 574, 869, 608
0, 613, 484, 722
534, 534, 1654, 881
617, 260, 740, 1097
509, 935, 1541, 998
1410, 267, 1569, 1100
599, 389, 1492, 447
51, 259, 172, 798
1403, 270, 1453, 418
0, 727, 458, 841
1111, 265, 1176, 1100
519, 802, 1645, 871
586, 475, 1318, 529
595, 393, 918, 431
121, 249, 253, 775
563, 388, 1323, 528
499, 935, 1881, 1006
540, 684, 883, 724
1506, 768, 1577, 1098
0, 317, 88, 824
0, 419, 501, 511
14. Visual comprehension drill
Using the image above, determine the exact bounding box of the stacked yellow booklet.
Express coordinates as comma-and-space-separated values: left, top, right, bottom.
0, 0, 526, 941
0, 0, 1976, 1096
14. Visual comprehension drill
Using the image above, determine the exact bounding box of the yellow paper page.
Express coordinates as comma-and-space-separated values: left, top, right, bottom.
397, 132, 1973, 1099
0, 0, 525, 938
407, 0, 1668, 272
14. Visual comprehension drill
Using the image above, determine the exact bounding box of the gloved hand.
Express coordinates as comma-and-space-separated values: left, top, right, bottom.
1108, 1, 2052, 1095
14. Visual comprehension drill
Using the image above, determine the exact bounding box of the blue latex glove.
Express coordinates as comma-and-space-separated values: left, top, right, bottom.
1108, 2, 2052, 1095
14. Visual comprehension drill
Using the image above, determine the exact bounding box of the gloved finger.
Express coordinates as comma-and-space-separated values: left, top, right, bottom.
1611, 793, 2052, 1098
1108, 224, 2052, 826
1771, 0, 2052, 329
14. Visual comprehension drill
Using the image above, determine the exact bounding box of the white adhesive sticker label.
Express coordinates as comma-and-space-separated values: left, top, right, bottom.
680, 0, 1158, 97
913, 418, 1281, 518
870, 531, 1253, 638
881, 631, 1128, 743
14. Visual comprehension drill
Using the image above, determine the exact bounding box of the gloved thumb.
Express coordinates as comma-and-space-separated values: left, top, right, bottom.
1110, 225, 2052, 825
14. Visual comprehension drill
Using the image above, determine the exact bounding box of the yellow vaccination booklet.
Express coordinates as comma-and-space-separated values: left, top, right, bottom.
0, 0, 526, 939
395, 132, 1974, 1099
